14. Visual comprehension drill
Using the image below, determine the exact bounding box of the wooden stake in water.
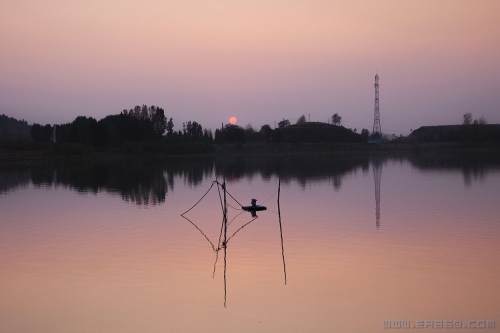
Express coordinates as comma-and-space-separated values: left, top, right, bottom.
278, 163, 287, 285
223, 154, 228, 307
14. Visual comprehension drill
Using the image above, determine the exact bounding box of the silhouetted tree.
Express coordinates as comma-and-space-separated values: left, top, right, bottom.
361, 129, 370, 141
463, 112, 472, 125
260, 124, 273, 142
223, 124, 245, 143
166, 118, 174, 137
183, 121, 203, 141
214, 128, 223, 144
244, 123, 261, 142
96, 112, 154, 145
125, 105, 167, 139
203, 129, 213, 143
31, 124, 53, 142
69, 116, 97, 144
151, 106, 167, 137
296, 115, 306, 124
332, 113, 342, 126
278, 119, 290, 128
0, 114, 31, 141
279, 122, 363, 143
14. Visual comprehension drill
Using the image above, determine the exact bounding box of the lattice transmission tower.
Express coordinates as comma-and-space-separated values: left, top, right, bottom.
373, 73, 382, 139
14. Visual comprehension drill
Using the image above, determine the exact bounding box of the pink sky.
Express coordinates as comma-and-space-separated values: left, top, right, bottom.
1, 0, 499, 135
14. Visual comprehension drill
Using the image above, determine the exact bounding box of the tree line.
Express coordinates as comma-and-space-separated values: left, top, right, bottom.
0, 114, 31, 141
215, 113, 369, 144
30, 105, 214, 146
29, 109, 372, 152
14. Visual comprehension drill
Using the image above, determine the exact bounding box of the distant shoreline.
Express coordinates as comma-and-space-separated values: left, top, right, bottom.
1, 140, 499, 166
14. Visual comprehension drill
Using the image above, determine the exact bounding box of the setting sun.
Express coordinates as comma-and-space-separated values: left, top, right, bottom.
229, 117, 237, 124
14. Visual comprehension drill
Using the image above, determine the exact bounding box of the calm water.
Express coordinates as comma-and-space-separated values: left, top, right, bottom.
1, 153, 499, 333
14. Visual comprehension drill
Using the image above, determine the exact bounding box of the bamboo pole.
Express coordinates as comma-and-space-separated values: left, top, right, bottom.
223, 148, 228, 307
278, 162, 287, 285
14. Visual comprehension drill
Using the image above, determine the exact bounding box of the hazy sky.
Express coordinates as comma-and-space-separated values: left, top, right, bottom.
1, 0, 499, 135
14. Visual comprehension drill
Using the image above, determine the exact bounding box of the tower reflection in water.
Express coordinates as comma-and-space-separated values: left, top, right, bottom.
372, 157, 383, 229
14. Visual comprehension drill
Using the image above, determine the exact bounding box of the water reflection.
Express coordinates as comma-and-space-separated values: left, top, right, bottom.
1, 152, 500, 205
407, 151, 500, 188
0, 169, 30, 195
277, 173, 287, 285
214, 155, 369, 191
180, 181, 257, 307
181, 177, 286, 307
0, 158, 216, 205
372, 157, 383, 229
2, 152, 500, 331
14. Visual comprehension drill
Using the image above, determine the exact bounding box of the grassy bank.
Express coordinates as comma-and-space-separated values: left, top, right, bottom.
2, 140, 499, 165
211, 141, 500, 155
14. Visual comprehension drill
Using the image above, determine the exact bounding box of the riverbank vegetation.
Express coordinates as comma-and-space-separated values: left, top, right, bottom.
407, 113, 500, 144
2, 109, 499, 161
25, 108, 371, 155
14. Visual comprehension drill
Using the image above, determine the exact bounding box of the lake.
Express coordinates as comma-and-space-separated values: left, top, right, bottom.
1, 152, 499, 332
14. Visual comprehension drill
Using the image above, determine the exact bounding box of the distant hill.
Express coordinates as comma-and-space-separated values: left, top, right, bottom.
279, 122, 364, 143
410, 125, 462, 137
410, 124, 500, 143
0, 114, 31, 141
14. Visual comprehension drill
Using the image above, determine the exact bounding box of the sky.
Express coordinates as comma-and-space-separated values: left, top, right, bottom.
1, 0, 499, 135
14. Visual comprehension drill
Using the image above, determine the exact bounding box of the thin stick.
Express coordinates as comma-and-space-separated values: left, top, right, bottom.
214, 180, 244, 207
212, 249, 219, 278
223, 241, 227, 308
181, 215, 217, 251
278, 163, 287, 285
223, 180, 228, 307
222, 142, 228, 308
226, 216, 258, 242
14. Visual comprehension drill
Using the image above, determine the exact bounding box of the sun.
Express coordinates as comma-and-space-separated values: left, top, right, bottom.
229, 117, 237, 124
